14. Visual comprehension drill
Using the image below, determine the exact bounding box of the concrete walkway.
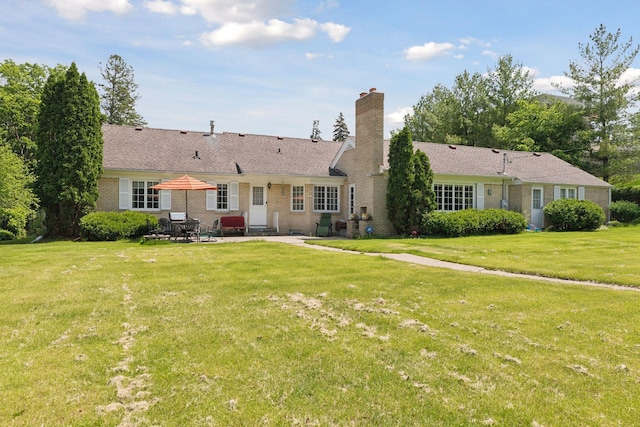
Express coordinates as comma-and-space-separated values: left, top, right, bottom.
206, 235, 639, 292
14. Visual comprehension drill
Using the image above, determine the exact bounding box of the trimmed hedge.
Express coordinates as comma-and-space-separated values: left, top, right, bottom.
609, 200, 640, 223
421, 209, 527, 237
79, 211, 158, 241
543, 199, 605, 231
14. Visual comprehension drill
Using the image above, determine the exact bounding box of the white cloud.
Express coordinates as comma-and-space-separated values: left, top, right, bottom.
201, 18, 349, 47
533, 75, 573, 93
481, 50, 499, 59
144, 0, 179, 14
178, 0, 294, 24
459, 36, 491, 48
306, 53, 326, 59
45, 0, 132, 20
319, 22, 350, 42
405, 42, 455, 62
387, 107, 413, 126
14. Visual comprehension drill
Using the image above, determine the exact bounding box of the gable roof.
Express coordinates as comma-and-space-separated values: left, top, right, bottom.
102, 125, 343, 177
384, 141, 610, 187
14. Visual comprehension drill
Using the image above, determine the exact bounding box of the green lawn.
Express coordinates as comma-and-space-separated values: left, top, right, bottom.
1, 239, 639, 426
311, 226, 640, 287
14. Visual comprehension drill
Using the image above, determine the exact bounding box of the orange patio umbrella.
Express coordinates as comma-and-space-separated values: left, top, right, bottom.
151, 175, 217, 218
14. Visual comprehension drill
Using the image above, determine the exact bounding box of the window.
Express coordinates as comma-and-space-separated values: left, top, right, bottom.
206, 182, 238, 211
532, 188, 542, 210
313, 185, 339, 212
216, 183, 228, 210
348, 184, 356, 215
560, 187, 576, 199
433, 184, 474, 211
292, 185, 305, 212
132, 180, 159, 210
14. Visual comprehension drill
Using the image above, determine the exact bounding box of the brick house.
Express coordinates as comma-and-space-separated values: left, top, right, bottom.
97, 89, 611, 236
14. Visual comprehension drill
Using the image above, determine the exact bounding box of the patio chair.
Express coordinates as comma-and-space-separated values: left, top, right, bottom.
183, 218, 200, 243
200, 219, 220, 242
145, 218, 171, 240
315, 213, 332, 237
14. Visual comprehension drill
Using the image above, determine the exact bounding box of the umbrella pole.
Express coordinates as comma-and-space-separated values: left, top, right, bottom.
185, 190, 188, 218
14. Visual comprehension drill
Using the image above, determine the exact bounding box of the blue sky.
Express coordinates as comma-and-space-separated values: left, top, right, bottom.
2, 0, 640, 139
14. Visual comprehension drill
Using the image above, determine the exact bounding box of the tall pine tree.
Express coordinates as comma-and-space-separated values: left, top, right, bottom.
333, 112, 350, 141
98, 54, 146, 126
35, 63, 103, 238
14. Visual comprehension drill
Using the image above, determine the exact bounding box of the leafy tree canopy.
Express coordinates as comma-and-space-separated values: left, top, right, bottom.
0, 144, 38, 238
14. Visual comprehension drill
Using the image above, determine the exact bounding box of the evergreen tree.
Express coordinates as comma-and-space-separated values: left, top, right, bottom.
98, 54, 146, 126
386, 127, 416, 235
410, 150, 437, 228
310, 119, 321, 140
332, 112, 350, 141
35, 63, 103, 238
556, 24, 640, 181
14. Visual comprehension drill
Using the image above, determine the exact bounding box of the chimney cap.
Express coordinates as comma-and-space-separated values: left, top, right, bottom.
369, 87, 376, 93
359, 92, 367, 98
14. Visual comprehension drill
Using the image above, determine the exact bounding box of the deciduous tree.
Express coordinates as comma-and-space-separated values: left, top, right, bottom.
35, 63, 103, 238
0, 60, 66, 168
556, 24, 640, 181
0, 144, 37, 238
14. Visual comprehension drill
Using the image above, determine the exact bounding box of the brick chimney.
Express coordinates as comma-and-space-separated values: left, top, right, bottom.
355, 88, 384, 175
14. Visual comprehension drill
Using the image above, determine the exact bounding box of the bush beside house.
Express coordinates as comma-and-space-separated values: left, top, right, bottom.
543, 199, 605, 231
79, 211, 157, 241
421, 209, 527, 237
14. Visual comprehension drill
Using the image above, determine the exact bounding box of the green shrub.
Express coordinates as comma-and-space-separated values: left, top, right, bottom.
79, 211, 158, 241
609, 200, 640, 223
612, 186, 640, 205
0, 229, 16, 241
543, 199, 605, 231
421, 209, 526, 237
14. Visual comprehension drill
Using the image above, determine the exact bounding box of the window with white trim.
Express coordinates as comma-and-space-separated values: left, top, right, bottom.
433, 184, 474, 211
560, 187, 576, 199
207, 182, 238, 211
216, 183, 229, 210
132, 180, 159, 210
291, 185, 305, 212
313, 185, 339, 212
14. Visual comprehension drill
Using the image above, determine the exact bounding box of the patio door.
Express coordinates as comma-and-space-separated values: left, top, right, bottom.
531, 187, 544, 228
249, 185, 267, 227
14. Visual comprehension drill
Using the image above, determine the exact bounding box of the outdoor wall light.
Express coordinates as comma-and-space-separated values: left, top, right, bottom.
268, 182, 271, 189
487, 188, 492, 195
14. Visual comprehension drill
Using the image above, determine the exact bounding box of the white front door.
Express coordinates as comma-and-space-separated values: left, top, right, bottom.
531, 187, 544, 228
249, 185, 267, 227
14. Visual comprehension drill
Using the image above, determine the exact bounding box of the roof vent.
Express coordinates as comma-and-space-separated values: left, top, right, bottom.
134, 127, 143, 131
491, 149, 500, 153
312, 139, 318, 143
238, 133, 245, 137
533, 152, 541, 157
277, 136, 284, 140
448, 145, 457, 149
192, 150, 200, 160
180, 130, 187, 134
